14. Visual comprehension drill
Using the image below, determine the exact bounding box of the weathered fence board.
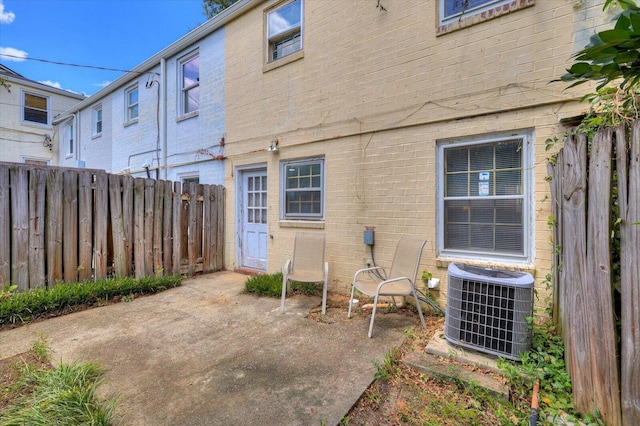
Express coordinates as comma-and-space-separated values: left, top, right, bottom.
133, 178, 145, 280
11, 167, 29, 291
0, 162, 224, 289
620, 121, 640, 425
551, 124, 640, 425
172, 181, 182, 275
109, 174, 127, 277
558, 134, 593, 411
143, 179, 155, 277
162, 180, 173, 275
78, 171, 93, 281
586, 129, 621, 426
46, 170, 63, 284
122, 175, 134, 277
28, 168, 46, 288
94, 171, 108, 279
0, 167, 9, 285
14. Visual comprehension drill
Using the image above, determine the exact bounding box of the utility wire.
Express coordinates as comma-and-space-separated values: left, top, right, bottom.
0, 54, 159, 76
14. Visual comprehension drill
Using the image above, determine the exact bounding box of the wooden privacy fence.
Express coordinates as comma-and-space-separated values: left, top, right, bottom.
0, 162, 224, 291
548, 122, 639, 426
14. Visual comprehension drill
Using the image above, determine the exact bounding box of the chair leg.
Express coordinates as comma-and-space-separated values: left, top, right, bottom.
321, 263, 328, 316
347, 285, 356, 318
412, 290, 426, 329
280, 275, 288, 313
368, 292, 380, 338
321, 281, 327, 316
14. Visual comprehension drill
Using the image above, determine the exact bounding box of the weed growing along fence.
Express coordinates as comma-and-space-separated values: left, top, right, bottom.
0, 162, 224, 291
548, 122, 639, 426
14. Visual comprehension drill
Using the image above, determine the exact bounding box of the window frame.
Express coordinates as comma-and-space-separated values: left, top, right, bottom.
125, 84, 139, 123
436, 131, 534, 263
93, 104, 103, 136
21, 90, 50, 126
266, 0, 303, 64
178, 50, 200, 117
64, 120, 74, 158
280, 157, 324, 221
438, 0, 532, 28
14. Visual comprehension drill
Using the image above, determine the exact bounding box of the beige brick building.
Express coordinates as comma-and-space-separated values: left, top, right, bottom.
223, 0, 610, 308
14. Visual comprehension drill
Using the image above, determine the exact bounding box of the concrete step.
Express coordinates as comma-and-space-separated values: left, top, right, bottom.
403, 328, 510, 401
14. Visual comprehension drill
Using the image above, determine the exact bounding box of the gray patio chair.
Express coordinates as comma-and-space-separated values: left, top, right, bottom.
280, 232, 329, 315
348, 237, 427, 338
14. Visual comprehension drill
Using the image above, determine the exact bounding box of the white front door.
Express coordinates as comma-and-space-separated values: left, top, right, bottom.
239, 169, 268, 270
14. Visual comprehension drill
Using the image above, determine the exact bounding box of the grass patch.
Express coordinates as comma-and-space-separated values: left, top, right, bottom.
0, 275, 182, 327
244, 272, 321, 298
0, 341, 116, 425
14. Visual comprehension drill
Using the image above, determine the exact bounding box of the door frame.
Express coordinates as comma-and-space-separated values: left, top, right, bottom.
235, 163, 268, 271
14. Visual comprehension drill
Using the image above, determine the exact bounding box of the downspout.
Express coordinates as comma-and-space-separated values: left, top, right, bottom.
160, 57, 168, 180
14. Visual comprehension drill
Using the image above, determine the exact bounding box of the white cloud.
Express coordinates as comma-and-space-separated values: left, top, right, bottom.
0, 0, 15, 24
0, 46, 27, 61
39, 80, 62, 89
95, 81, 111, 88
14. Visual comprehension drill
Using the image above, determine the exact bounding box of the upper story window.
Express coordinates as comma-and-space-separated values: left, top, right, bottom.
439, 0, 531, 28
65, 121, 74, 157
93, 105, 102, 136
281, 157, 324, 220
437, 132, 533, 262
180, 52, 200, 115
22, 91, 50, 125
267, 0, 303, 63
125, 85, 139, 122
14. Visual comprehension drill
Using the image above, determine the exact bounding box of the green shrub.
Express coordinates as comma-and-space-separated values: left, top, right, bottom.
0, 276, 182, 326
244, 272, 321, 298
0, 360, 116, 425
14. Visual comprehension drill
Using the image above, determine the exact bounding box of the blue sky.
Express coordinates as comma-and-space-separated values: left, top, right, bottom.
0, 0, 205, 95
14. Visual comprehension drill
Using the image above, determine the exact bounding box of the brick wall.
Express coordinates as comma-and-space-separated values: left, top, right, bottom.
223, 0, 609, 308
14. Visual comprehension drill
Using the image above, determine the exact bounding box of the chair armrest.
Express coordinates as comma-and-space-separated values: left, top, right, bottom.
283, 259, 292, 275
375, 276, 411, 292
353, 266, 387, 282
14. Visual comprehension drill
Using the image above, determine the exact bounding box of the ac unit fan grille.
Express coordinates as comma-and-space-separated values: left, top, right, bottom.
445, 263, 533, 360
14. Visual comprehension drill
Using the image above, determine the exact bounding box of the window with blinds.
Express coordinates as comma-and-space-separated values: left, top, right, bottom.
439, 136, 530, 259
23, 92, 49, 125
440, 0, 513, 25
282, 158, 323, 220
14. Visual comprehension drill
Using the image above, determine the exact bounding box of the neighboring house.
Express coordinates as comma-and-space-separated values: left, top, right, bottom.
54, 9, 235, 184
220, 0, 611, 306
0, 64, 85, 165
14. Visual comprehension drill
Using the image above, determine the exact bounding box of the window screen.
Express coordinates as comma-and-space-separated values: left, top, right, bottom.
443, 139, 524, 256
24, 93, 48, 124
283, 159, 323, 219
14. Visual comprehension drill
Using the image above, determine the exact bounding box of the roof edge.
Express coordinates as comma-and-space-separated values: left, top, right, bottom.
57, 0, 262, 120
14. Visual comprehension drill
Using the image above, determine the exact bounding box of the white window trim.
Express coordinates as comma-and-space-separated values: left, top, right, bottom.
265, 0, 304, 65
436, 131, 534, 264
21, 156, 51, 165
93, 104, 103, 137
179, 172, 200, 185
178, 50, 200, 118
280, 157, 325, 221
125, 84, 139, 124
64, 120, 75, 158
438, 0, 532, 28
21, 90, 51, 127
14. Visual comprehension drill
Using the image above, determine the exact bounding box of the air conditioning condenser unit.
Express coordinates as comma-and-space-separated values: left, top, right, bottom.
444, 263, 534, 361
